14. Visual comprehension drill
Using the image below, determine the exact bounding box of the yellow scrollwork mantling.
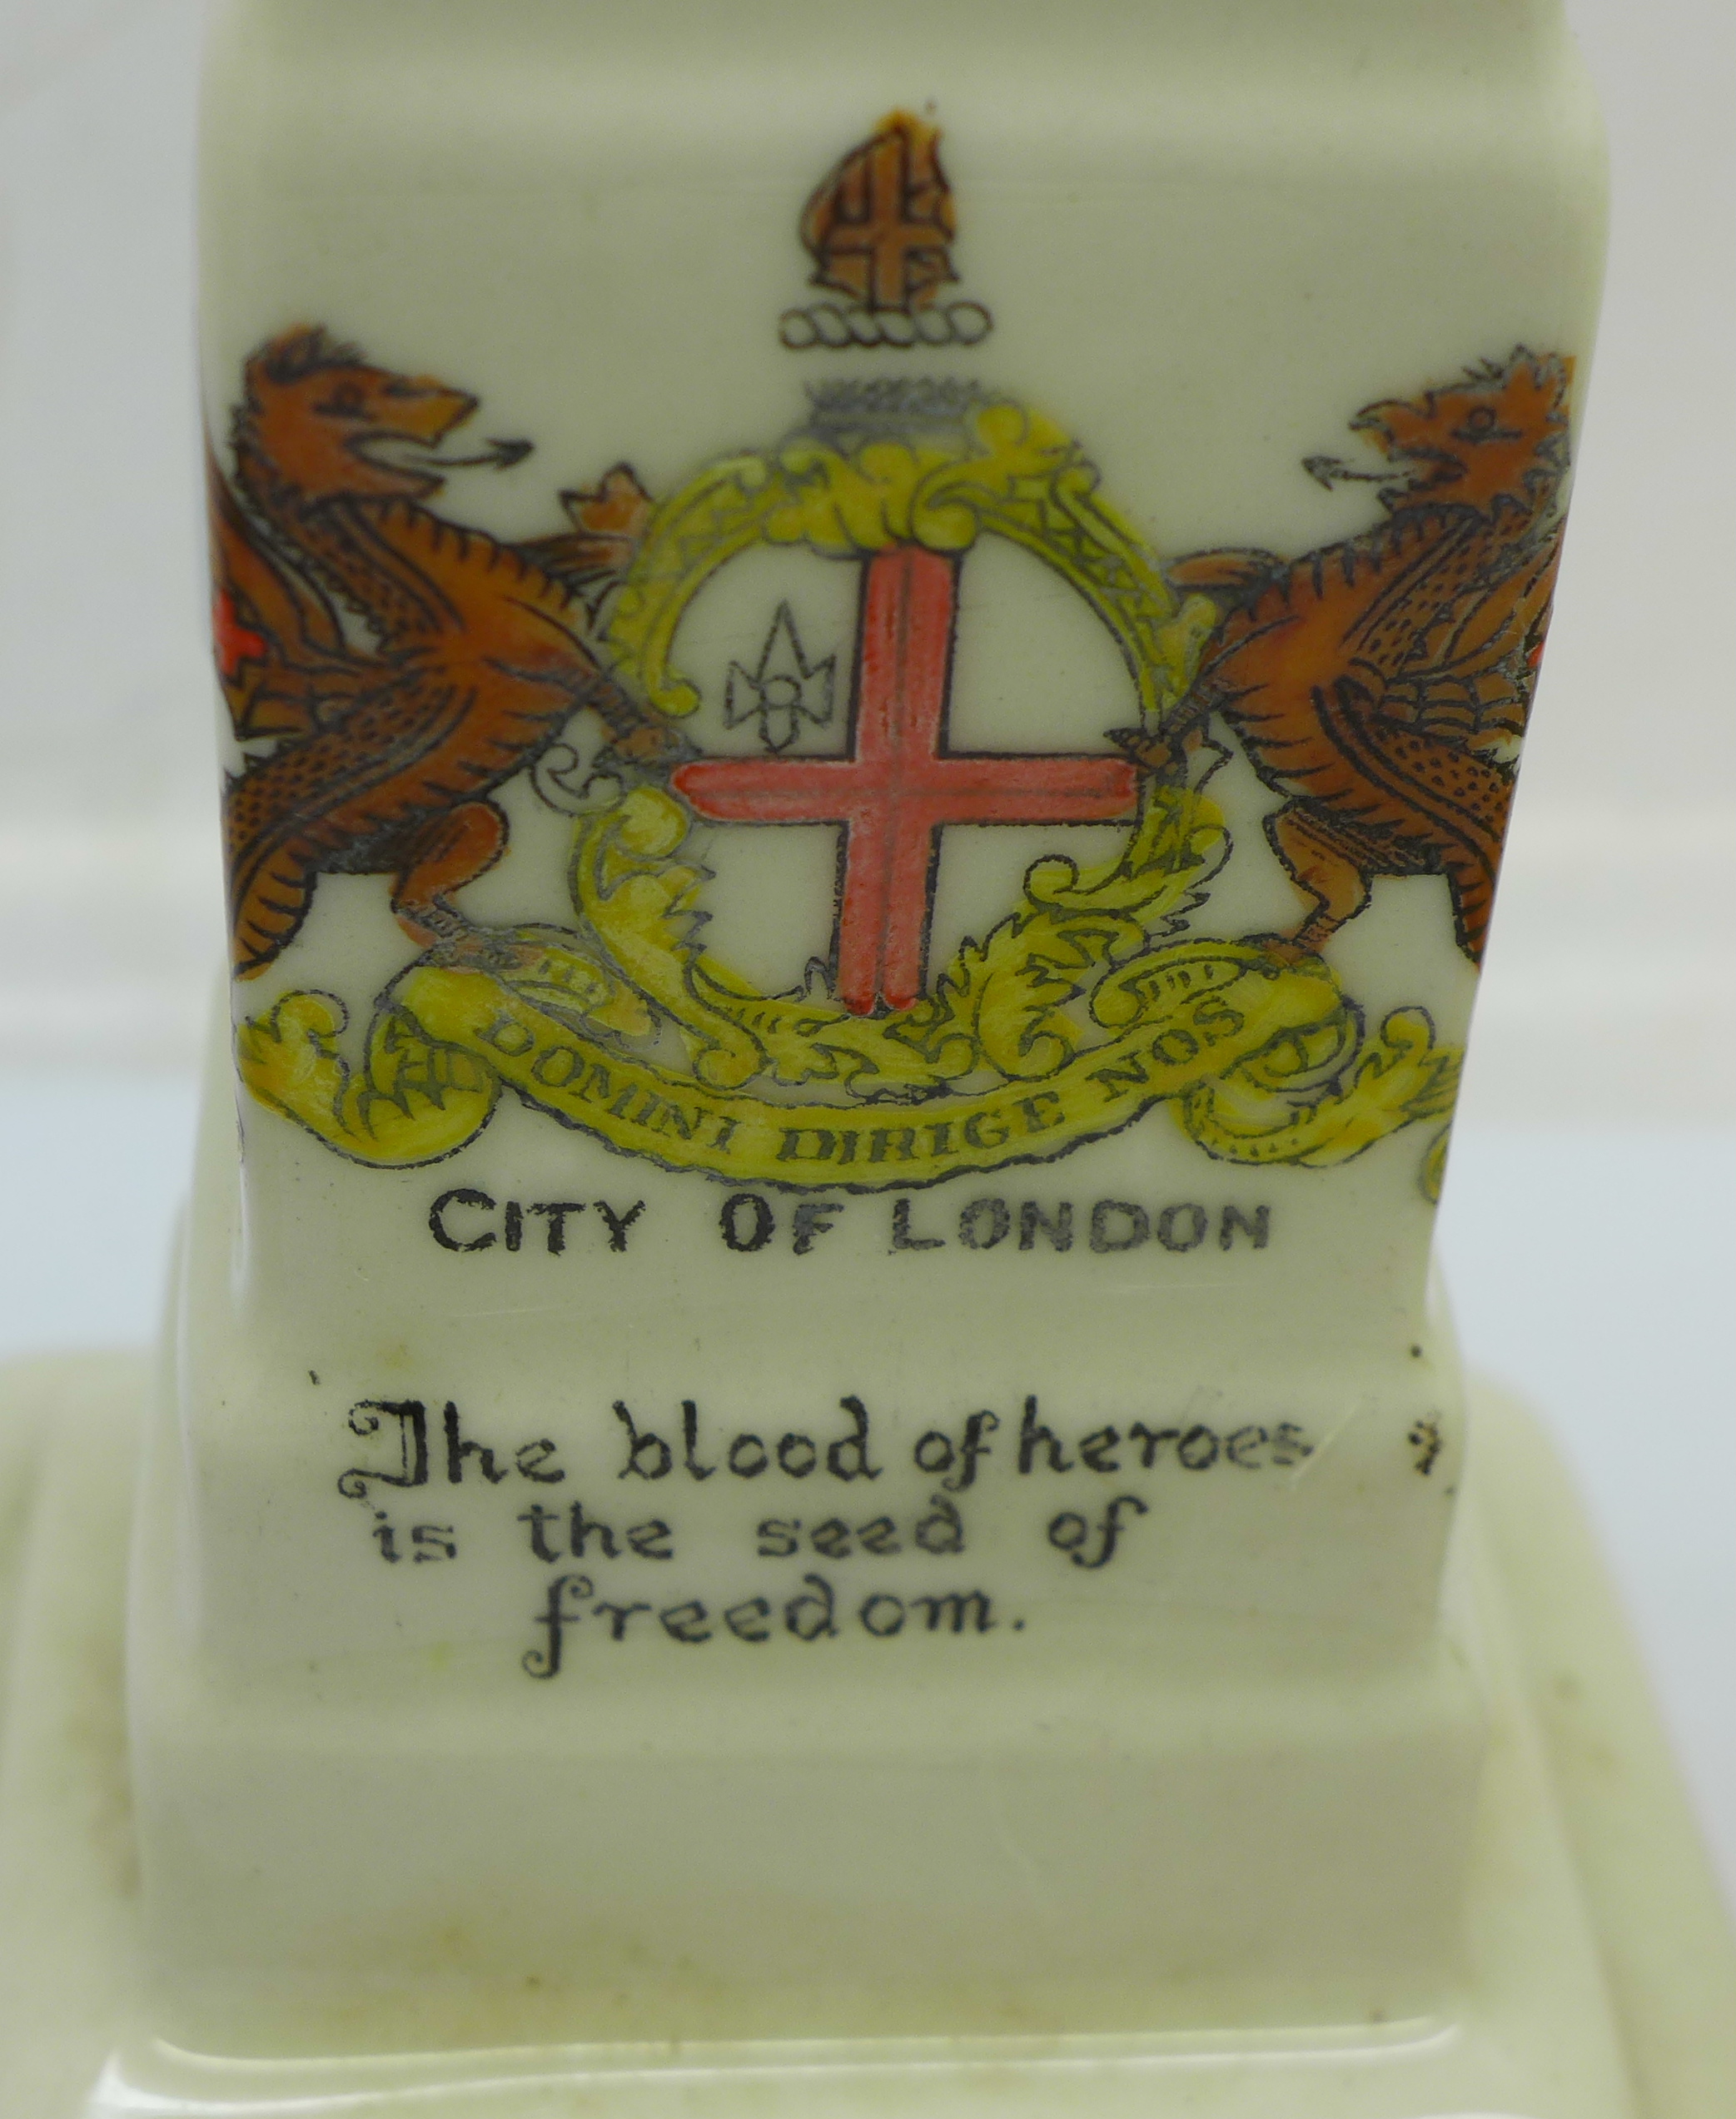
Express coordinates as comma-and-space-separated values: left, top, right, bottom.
604, 400, 1218, 727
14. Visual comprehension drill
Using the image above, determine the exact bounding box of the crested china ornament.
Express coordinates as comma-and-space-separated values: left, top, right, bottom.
2, 0, 1734, 2112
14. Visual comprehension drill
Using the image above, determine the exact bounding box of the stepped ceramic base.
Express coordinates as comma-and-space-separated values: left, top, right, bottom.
1, 1355, 1732, 2118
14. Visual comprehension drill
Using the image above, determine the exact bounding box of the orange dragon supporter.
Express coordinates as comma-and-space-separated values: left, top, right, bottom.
212, 328, 671, 977
1166, 349, 1569, 965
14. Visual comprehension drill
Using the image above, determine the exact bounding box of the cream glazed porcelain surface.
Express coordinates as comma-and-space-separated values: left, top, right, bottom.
2, 1, 1734, 2113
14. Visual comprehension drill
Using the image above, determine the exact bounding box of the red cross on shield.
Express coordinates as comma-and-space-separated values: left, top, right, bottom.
670, 545, 1140, 1016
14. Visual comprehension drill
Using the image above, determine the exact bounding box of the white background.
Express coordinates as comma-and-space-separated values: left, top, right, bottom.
0, 0, 1730, 1911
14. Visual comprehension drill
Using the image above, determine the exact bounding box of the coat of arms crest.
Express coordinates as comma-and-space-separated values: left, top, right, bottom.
213, 119, 1567, 1199
780, 113, 992, 350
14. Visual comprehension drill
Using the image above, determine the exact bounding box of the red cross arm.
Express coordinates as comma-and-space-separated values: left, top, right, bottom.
670, 545, 1139, 1014
669, 758, 863, 825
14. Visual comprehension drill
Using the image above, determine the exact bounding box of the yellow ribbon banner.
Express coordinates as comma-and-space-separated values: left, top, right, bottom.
237, 938, 1458, 1186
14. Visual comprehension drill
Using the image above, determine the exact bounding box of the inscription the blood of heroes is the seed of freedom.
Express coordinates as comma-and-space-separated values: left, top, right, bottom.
339, 1220, 1314, 1661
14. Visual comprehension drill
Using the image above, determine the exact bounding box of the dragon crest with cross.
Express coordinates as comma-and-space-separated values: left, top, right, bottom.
214, 319, 1568, 1196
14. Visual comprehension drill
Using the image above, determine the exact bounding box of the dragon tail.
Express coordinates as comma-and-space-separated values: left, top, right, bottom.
1440, 838, 1502, 966
230, 830, 320, 977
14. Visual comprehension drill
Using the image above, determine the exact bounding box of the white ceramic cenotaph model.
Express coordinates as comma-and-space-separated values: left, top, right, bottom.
2, 2, 1734, 2114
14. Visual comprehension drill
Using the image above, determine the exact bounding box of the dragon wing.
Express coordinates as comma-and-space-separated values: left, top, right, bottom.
515, 464, 653, 612
1380, 523, 1563, 761
208, 445, 368, 743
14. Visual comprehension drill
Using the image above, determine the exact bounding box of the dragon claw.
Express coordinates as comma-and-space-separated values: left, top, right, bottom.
1242, 932, 1321, 967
